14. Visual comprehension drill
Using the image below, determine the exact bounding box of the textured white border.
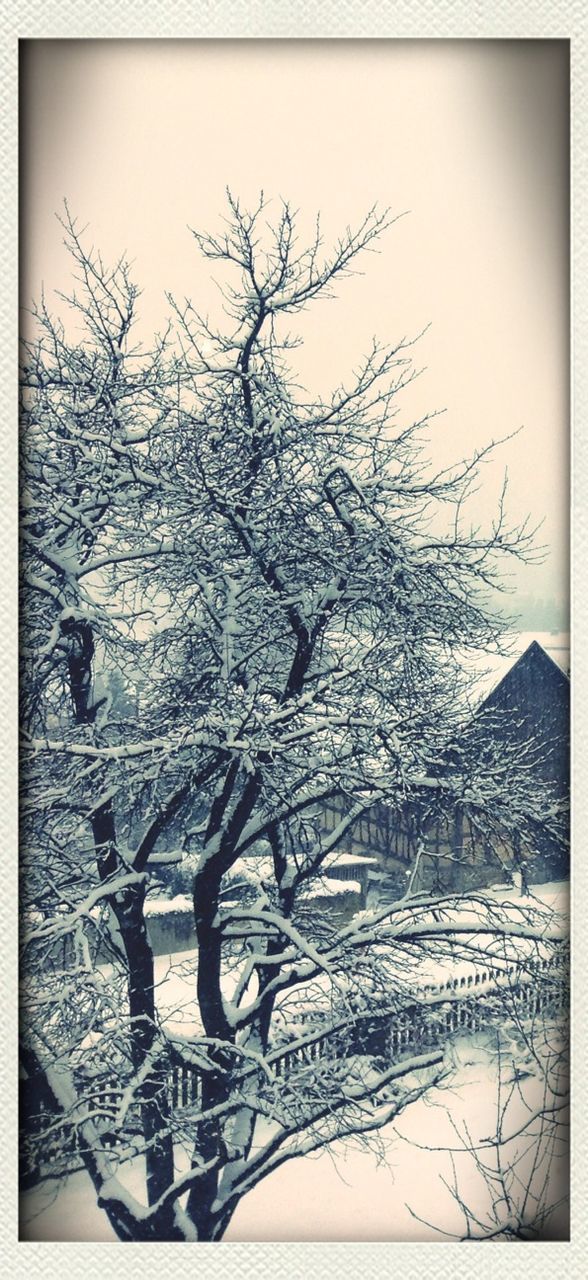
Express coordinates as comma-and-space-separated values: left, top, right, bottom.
3, 4, 585, 1274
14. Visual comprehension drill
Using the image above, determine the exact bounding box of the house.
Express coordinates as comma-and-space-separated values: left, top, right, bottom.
462, 639, 570, 886
147, 639, 569, 924
321, 639, 570, 898
476, 639, 569, 795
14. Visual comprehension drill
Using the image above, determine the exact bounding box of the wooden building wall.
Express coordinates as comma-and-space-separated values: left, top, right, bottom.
318, 642, 569, 894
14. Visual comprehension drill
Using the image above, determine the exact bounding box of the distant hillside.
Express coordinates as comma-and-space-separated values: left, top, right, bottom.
496, 592, 569, 633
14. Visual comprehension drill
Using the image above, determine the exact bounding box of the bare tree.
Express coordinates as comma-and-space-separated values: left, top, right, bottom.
20, 196, 567, 1242
401, 1016, 569, 1241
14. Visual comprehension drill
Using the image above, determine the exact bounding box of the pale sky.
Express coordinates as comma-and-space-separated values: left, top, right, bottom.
20, 39, 569, 617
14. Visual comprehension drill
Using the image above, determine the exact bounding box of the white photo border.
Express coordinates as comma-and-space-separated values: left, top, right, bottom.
2, 3, 585, 1274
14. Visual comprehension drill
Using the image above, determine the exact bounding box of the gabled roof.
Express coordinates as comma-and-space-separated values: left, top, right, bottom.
479, 639, 570, 715
468, 631, 569, 704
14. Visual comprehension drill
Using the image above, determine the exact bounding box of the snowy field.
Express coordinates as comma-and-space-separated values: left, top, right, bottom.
20, 1022, 569, 1243
101, 881, 570, 1041
20, 881, 569, 1243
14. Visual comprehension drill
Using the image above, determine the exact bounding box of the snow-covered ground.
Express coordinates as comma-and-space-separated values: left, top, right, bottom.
137, 881, 570, 1038
20, 880, 569, 1243
20, 1021, 568, 1243
225, 1025, 569, 1242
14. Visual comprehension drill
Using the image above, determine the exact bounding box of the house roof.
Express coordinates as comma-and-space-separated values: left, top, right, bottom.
469, 631, 569, 705
478, 638, 570, 716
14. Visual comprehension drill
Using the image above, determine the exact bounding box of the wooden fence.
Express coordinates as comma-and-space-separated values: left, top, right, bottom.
270, 950, 567, 1078
21, 946, 568, 1176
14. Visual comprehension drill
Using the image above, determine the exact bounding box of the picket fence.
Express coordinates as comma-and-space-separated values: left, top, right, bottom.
270, 949, 567, 1079
22, 946, 568, 1171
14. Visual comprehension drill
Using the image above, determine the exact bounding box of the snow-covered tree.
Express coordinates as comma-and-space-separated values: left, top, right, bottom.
20, 197, 567, 1241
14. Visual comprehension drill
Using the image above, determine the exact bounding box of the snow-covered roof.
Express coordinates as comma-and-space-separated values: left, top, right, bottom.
323, 851, 380, 869
144, 894, 193, 916
307, 878, 362, 898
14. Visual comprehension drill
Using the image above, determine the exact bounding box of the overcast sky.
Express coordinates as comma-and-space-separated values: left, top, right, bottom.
20, 39, 569, 618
